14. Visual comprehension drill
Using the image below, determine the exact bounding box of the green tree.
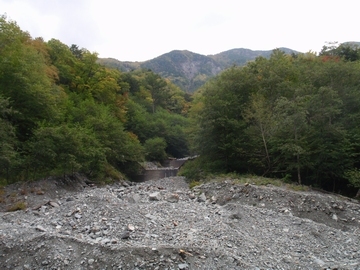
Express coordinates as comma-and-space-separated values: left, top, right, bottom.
27, 124, 105, 179
272, 92, 311, 184
243, 93, 274, 175
191, 66, 255, 172
0, 96, 18, 181
0, 17, 62, 141
144, 137, 167, 161
143, 71, 171, 113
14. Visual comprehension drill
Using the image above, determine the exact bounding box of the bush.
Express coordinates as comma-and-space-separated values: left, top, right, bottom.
144, 137, 167, 162
178, 157, 208, 181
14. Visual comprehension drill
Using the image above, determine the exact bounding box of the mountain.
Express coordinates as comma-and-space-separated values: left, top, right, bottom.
209, 47, 296, 67
98, 47, 298, 92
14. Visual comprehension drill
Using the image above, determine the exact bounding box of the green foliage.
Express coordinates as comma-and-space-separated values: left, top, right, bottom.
188, 180, 201, 189
190, 66, 256, 172
320, 42, 360, 62
144, 137, 167, 162
178, 156, 217, 181
0, 17, 63, 142
344, 169, 360, 188
0, 96, 18, 180
189, 49, 360, 195
26, 124, 105, 178
0, 15, 191, 183
124, 96, 190, 159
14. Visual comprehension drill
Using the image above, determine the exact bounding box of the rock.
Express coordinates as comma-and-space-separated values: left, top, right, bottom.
145, 213, 157, 220
48, 201, 60, 208
127, 193, 141, 203
332, 213, 338, 221
88, 259, 95, 265
127, 224, 135, 231
122, 181, 130, 187
166, 193, 179, 203
178, 263, 189, 269
121, 231, 130, 239
198, 193, 206, 202
101, 238, 111, 244
35, 225, 46, 232
313, 257, 325, 267
149, 192, 162, 201
229, 212, 242, 220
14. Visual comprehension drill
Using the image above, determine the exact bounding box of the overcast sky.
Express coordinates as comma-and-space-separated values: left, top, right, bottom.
1, 0, 359, 62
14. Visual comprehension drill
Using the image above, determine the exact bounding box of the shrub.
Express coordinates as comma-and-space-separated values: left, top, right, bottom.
144, 137, 167, 162
7, 201, 27, 211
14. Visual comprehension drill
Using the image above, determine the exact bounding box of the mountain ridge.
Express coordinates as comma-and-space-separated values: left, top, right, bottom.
98, 47, 299, 92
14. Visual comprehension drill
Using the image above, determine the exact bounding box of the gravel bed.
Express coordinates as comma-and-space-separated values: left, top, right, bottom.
1, 176, 360, 269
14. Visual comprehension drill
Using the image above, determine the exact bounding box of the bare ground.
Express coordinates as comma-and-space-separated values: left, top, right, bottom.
0, 175, 359, 270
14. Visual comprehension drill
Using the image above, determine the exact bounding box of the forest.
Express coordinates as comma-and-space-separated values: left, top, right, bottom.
1, 15, 360, 196
184, 44, 360, 196
0, 15, 191, 184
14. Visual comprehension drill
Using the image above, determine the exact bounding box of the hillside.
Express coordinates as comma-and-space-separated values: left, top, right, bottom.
98, 47, 298, 92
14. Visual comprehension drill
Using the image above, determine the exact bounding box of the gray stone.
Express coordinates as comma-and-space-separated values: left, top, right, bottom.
35, 225, 46, 232
166, 193, 179, 203
149, 192, 161, 201
198, 193, 206, 202
127, 193, 141, 203
101, 238, 111, 244
178, 263, 189, 269
121, 231, 130, 239
49, 201, 60, 208
145, 213, 157, 220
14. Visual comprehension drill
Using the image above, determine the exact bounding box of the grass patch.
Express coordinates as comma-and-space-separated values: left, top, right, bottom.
288, 184, 309, 192
189, 180, 201, 189
7, 201, 27, 212
179, 158, 311, 192
193, 172, 310, 191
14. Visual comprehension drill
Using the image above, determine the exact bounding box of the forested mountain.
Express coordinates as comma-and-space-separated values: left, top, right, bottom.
98, 48, 298, 92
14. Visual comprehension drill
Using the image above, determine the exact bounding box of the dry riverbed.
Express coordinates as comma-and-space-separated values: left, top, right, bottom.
0, 175, 360, 269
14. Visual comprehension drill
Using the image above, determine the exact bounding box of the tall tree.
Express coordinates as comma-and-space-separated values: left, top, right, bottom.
143, 71, 170, 113
0, 16, 62, 141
